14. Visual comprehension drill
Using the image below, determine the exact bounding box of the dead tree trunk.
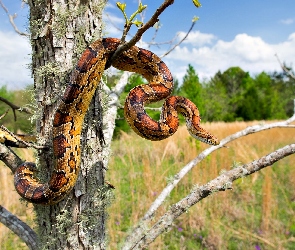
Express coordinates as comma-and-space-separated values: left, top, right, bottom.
28, 0, 110, 248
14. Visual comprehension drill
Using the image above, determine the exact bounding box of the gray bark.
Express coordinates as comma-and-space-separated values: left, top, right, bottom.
28, 0, 109, 248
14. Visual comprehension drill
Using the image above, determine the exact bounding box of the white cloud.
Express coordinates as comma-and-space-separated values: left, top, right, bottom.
177, 30, 217, 46
0, 31, 32, 89
103, 12, 125, 37
105, 2, 117, 9
273, 33, 295, 60
104, 12, 124, 25
1, 28, 295, 90
165, 32, 295, 81
280, 18, 294, 25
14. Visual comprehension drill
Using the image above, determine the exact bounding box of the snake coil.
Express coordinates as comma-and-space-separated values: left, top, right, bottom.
14, 38, 219, 205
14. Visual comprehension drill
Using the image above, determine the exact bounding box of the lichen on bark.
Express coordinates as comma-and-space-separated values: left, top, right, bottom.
27, 0, 110, 249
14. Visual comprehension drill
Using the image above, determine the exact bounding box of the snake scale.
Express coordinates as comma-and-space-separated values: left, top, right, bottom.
14, 38, 219, 205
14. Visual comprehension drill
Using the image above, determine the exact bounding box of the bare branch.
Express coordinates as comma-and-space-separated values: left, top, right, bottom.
0, 205, 38, 250
106, 12, 177, 48
0, 0, 29, 37
143, 115, 295, 221
144, 107, 162, 111
107, 0, 174, 68
0, 143, 22, 173
0, 125, 41, 149
0, 110, 9, 120
0, 96, 32, 121
123, 114, 295, 248
275, 53, 295, 80
128, 143, 295, 249
105, 12, 124, 33
148, 22, 161, 46
101, 71, 132, 168
106, 0, 196, 63
161, 20, 196, 57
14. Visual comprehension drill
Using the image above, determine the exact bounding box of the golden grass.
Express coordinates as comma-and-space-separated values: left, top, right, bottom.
107, 121, 295, 249
1, 121, 295, 249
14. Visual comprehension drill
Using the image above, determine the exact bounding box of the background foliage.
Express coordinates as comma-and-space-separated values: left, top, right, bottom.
0, 85, 34, 134
106, 65, 295, 138
1, 65, 294, 136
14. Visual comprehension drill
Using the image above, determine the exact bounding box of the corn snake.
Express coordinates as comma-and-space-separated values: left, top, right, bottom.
13, 38, 219, 205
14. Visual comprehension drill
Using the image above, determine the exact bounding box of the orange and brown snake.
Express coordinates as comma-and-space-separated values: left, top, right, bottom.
13, 38, 219, 205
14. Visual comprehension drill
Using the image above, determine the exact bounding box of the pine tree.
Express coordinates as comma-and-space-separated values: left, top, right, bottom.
179, 64, 204, 115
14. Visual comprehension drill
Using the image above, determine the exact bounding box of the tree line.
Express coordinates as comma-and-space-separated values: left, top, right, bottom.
112, 64, 295, 136
1, 64, 294, 136
190, 65, 295, 122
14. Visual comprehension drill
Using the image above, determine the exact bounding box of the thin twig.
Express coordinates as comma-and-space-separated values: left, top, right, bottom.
0, 125, 42, 149
106, 0, 194, 60
148, 22, 160, 47
161, 20, 196, 57
275, 53, 295, 80
0, 97, 32, 121
107, 0, 174, 68
144, 107, 162, 111
105, 12, 125, 33
0, 110, 9, 120
0, 143, 23, 173
0, 0, 29, 37
106, 12, 177, 48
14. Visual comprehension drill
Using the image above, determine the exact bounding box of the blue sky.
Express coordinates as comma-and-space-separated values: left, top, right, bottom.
0, 0, 295, 89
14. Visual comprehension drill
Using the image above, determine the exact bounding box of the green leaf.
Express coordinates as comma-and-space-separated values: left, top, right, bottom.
192, 0, 202, 8
116, 2, 126, 12
138, 3, 147, 13
132, 20, 143, 27
192, 16, 199, 22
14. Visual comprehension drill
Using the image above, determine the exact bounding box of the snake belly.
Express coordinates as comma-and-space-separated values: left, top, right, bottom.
14, 38, 219, 205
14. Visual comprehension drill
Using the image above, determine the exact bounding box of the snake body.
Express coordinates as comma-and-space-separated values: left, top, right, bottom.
14, 38, 219, 205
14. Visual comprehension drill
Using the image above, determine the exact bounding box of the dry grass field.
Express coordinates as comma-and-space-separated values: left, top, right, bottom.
1, 121, 295, 249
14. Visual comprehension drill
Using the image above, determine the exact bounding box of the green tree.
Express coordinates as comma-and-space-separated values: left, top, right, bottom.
0, 85, 14, 115
220, 67, 252, 121
271, 66, 295, 117
202, 67, 252, 121
205, 68, 290, 121
236, 81, 260, 120
178, 64, 204, 115
255, 72, 287, 119
0, 85, 33, 133
172, 77, 180, 95
202, 75, 230, 121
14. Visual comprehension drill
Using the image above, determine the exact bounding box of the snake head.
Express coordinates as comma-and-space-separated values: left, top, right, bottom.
190, 131, 220, 146
186, 120, 220, 146
200, 135, 220, 146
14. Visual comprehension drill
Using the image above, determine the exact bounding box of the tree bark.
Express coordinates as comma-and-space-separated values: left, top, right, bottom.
28, 0, 109, 248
